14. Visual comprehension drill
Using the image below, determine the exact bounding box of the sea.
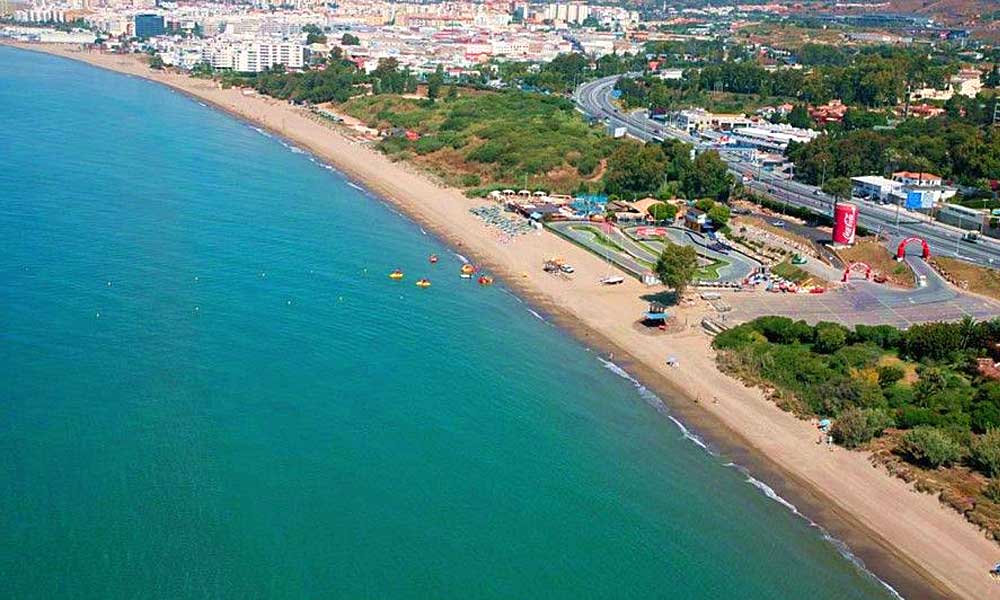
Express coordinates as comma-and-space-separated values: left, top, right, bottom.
0, 45, 898, 599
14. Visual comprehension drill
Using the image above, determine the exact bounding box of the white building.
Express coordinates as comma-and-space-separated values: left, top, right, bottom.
851, 176, 901, 202
727, 123, 819, 152
204, 40, 305, 72
892, 171, 943, 187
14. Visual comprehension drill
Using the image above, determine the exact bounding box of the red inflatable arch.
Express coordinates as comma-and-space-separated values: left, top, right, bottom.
842, 261, 873, 282
896, 237, 930, 260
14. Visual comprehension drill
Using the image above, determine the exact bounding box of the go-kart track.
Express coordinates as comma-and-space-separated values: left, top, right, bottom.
547, 220, 1000, 326
546, 221, 760, 283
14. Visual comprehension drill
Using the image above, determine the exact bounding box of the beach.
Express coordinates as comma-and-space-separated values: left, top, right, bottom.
6, 42, 999, 599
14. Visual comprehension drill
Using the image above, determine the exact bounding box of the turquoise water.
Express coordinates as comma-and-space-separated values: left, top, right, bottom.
0, 46, 895, 599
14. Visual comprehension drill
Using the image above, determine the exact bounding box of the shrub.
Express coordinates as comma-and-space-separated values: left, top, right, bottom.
460, 174, 482, 187
712, 324, 764, 350
972, 429, 1000, 477
899, 426, 963, 468
877, 365, 905, 388
973, 382, 1000, 433
648, 202, 678, 222
753, 316, 811, 345
830, 407, 894, 448
813, 322, 849, 354
851, 324, 902, 349
984, 479, 1000, 503
413, 136, 445, 155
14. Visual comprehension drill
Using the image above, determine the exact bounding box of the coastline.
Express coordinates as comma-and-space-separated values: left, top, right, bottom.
6, 42, 998, 599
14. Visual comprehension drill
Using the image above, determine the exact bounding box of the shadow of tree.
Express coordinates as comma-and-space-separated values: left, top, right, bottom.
640, 290, 678, 306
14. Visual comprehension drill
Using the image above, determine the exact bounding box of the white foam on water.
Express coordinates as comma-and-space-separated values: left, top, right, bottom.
526, 308, 546, 322
347, 182, 364, 192
597, 358, 667, 415
667, 415, 709, 450
724, 462, 904, 599
454, 253, 469, 264
198, 102, 207, 107
420, 227, 427, 235
252, 127, 271, 138
596, 354, 903, 598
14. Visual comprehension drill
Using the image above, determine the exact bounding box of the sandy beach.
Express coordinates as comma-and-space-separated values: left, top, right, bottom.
7, 42, 1000, 599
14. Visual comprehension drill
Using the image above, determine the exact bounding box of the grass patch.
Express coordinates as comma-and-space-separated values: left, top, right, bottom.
771, 260, 811, 283
696, 257, 730, 280
934, 256, 1000, 301
838, 241, 914, 288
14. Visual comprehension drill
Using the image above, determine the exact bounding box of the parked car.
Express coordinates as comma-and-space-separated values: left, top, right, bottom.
560, 264, 575, 274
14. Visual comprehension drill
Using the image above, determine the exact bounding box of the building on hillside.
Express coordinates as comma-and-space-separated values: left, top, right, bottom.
134, 14, 164, 39
808, 99, 847, 124
907, 103, 945, 119
892, 171, 942, 187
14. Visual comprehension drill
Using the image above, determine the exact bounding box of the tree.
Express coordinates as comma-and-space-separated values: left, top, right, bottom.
302, 23, 327, 45
822, 176, 852, 202
603, 142, 667, 198
681, 151, 732, 201
813, 322, 849, 354
899, 426, 963, 468
341, 33, 360, 46
427, 64, 444, 100
655, 243, 698, 297
972, 429, 1000, 477
831, 407, 893, 448
149, 54, 164, 70
788, 104, 812, 129
648, 202, 677, 222
707, 204, 731, 229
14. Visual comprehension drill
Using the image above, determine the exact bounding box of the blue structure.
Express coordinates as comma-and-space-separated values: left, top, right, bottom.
134, 14, 165, 39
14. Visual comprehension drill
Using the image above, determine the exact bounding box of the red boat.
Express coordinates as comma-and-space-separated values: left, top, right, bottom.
429, 254, 439, 264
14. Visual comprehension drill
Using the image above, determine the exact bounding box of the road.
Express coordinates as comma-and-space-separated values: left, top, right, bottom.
573, 75, 1000, 268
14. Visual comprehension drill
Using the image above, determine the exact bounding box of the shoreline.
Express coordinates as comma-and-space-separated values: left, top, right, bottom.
6, 41, 997, 599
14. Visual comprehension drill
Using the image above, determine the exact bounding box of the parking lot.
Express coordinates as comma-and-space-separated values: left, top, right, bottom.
727, 281, 1000, 327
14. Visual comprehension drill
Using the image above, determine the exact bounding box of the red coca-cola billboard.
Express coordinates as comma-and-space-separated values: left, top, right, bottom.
833, 202, 858, 245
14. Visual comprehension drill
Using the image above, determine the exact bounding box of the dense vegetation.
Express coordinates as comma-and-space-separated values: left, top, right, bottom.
340, 91, 617, 193
211, 53, 369, 104
616, 45, 961, 114
714, 317, 1000, 470
788, 113, 1000, 189
603, 138, 733, 201
488, 52, 644, 94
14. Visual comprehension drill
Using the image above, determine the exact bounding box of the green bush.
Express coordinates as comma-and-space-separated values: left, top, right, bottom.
648, 202, 678, 222
830, 407, 894, 448
972, 429, 1000, 477
413, 136, 446, 155
851, 324, 903, 350
813, 322, 849, 354
984, 479, 1000, 503
460, 174, 482, 187
712, 324, 765, 350
877, 365, 905, 388
899, 427, 964, 468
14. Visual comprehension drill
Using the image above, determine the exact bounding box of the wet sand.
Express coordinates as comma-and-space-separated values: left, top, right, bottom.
7, 41, 999, 600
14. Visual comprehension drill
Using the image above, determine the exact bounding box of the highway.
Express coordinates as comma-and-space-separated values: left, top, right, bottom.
573, 75, 1000, 267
